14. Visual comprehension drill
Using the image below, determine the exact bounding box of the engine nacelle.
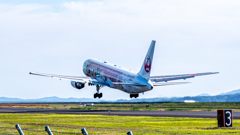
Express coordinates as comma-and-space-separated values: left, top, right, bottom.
71, 81, 85, 89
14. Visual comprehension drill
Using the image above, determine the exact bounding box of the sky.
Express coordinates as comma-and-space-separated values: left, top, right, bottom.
0, 0, 240, 100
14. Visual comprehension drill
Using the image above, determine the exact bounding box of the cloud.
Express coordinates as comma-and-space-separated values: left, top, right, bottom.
0, 0, 240, 99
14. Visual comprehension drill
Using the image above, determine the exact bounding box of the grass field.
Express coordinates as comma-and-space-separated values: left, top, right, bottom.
0, 113, 240, 135
1, 102, 240, 112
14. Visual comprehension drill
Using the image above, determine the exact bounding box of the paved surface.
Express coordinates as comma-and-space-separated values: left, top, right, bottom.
1, 107, 240, 119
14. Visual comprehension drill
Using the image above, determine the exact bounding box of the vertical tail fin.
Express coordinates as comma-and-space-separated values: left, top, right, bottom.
138, 40, 156, 80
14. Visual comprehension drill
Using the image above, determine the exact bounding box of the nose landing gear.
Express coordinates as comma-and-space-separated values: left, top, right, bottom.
130, 94, 139, 98
88, 82, 94, 86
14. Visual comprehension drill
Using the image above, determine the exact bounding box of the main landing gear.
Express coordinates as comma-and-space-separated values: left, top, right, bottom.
94, 93, 102, 98
94, 84, 103, 99
130, 94, 139, 98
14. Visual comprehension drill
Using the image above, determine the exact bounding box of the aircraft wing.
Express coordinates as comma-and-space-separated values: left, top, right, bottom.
29, 72, 92, 83
150, 72, 219, 82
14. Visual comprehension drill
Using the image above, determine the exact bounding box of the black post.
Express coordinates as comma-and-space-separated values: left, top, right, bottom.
45, 126, 53, 135
127, 131, 133, 135
15, 124, 24, 135
81, 128, 88, 135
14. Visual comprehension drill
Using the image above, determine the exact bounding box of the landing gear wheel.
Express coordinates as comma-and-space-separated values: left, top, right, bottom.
89, 82, 93, 86
94, 93, 103, 98
130, 94, 139, 98
94, 93, 97, 98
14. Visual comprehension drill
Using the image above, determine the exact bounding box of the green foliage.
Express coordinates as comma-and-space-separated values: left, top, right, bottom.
0, 113, 240, 134
164, 108, 192, 111
69, 102, 240, 111
3, 102, 240, 111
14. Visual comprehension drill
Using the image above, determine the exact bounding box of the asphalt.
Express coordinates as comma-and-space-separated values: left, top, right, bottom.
1, 107, 240, 119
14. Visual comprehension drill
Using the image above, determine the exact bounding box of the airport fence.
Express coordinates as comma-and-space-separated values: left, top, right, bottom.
0, 124, 134, 135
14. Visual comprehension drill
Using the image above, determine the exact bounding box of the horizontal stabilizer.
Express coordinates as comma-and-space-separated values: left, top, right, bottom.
152, 82, 190, 86
150, 72, 219, 82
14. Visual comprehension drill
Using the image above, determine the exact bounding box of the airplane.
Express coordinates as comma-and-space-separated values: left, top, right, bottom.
29, 40, 218, 98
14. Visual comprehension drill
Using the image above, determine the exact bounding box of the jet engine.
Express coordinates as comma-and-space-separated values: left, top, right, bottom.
71, 81, 85, 89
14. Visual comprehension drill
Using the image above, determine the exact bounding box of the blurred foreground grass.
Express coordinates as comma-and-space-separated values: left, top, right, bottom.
0, 113, 240, 135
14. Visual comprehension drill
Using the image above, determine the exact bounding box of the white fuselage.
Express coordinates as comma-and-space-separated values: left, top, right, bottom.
83, 59, 153, 94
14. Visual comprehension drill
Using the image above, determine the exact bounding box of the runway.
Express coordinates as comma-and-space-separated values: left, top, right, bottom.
1, 107, 240, 119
